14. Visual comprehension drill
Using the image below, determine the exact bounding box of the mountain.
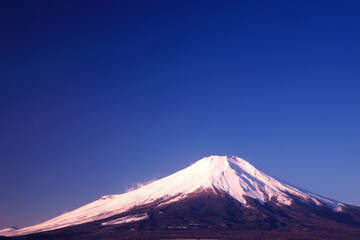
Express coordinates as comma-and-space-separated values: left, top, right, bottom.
2, 156, 360, 239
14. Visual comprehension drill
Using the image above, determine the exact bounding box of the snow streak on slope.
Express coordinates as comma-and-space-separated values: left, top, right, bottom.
101, 213, 148, 226
2, 156, 343, 236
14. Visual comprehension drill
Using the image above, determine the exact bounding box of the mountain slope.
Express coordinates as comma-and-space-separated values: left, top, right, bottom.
1, 156, 358, 239
5, 188, 360, 240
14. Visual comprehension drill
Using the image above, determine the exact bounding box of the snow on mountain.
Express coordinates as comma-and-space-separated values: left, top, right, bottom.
1, 155, 344, 237
101, 213, 148, 226
0, 227, 18, 235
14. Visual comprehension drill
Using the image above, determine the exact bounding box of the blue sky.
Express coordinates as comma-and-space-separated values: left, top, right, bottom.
1, 0, 360, 228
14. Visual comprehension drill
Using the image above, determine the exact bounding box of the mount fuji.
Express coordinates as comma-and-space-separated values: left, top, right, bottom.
2, 156, 360, 239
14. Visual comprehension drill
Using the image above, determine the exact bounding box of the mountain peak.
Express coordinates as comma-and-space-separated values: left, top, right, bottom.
191, 155, 342, 209
194, 155, 252, 173
194, 155, 258, 182
200, 155, 244, 162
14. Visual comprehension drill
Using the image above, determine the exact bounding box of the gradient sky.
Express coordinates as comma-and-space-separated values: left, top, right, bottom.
1, 0, 360, 229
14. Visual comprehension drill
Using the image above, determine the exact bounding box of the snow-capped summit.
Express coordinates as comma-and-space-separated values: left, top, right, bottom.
192, 156, 342, 209
0, 156, 346, 237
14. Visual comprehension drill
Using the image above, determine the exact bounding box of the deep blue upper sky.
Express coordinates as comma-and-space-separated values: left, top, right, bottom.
1, 0, 360, 229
